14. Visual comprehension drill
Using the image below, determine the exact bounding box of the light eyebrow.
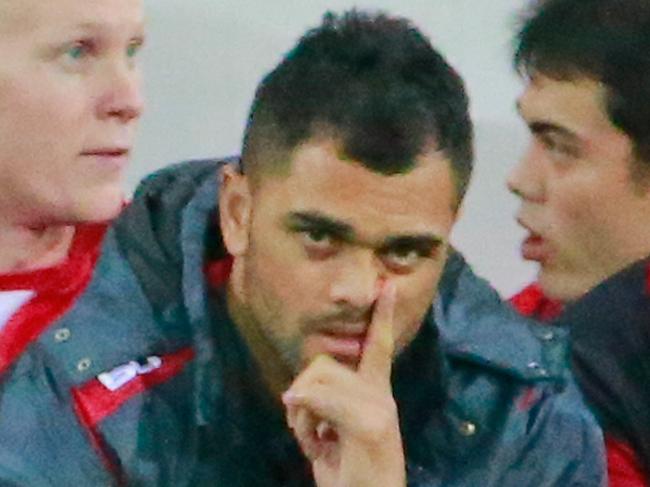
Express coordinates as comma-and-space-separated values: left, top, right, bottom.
71, 20, 146, 38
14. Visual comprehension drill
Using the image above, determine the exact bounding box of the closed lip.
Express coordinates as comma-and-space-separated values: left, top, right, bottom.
315, 321, 368, 338
309, 330, 367, 363
81, 147, 130, 156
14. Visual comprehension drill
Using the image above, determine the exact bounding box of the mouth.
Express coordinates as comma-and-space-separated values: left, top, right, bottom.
81, 148, 131, 169
517, 218, 550, 264
305, 325, 368, 364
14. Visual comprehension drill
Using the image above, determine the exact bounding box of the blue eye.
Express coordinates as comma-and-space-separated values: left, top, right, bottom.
126, 41, 142, 58
66, 42, 90, 60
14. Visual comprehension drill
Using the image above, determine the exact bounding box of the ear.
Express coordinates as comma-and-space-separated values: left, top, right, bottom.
219, 164, 252, 256
452, 199, 464, 224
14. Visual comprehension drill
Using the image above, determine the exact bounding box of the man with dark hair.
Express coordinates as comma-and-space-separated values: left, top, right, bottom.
241, 11, 473, 205
118, 10, 605, 485
508, 0, 650, 484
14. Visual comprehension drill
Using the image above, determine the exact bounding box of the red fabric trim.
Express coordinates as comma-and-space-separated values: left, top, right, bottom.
72, 347, 195, 428
606, 436, 650, 487
0, 223, 107, 292
0, 224, 108, 375
509, 283, 563, 321
205, 256, 233, 288
71, 396, 127, 486
509, 283, 543, 317
516, 387, 540, 412
70, 347, 195, 486
645, 264, 650, 297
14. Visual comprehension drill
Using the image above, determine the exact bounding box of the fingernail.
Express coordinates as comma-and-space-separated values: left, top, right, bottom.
282, 390, 299, 405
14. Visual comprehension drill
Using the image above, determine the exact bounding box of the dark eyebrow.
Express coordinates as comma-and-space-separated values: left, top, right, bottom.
285, 211, 444, 253
528, 121, 579, 143
516, 101, 579, 142
380, 235, 444, 254
284, 211, 355, 241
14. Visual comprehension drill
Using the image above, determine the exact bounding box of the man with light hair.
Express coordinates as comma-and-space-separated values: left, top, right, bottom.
0, 1, 210, 484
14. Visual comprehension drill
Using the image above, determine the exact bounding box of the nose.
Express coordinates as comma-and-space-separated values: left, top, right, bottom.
96, 61, 144, 124
329, 250, 383, 311
506, 142, 546, 203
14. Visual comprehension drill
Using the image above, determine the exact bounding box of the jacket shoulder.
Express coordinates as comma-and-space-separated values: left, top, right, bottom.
112, 158, 234, 308
423, 250, 607, 485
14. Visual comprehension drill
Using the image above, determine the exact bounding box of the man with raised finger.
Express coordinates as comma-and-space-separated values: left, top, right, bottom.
283, 281, 403, 487
115, 10, 606, 485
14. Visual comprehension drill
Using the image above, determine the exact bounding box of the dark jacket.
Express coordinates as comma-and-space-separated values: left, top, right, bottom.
111, 158, 608, 486
555, 256, 650, 480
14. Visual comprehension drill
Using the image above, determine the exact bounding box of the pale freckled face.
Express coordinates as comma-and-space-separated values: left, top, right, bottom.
0, 0, 145, 225
232, 138, 457, 372
509, 75, 650, 301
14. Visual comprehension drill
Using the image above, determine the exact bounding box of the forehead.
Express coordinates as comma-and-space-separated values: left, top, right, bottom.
254, 139, 456, 238
519, 75, 633, 160
0, 0, 144, 37
518, 76, 613, 137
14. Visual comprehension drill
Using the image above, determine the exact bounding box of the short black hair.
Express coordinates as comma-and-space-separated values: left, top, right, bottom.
514, 0, 650, 173
241, 10, 474, 208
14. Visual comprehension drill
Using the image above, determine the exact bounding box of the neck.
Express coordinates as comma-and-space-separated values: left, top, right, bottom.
0, 221, 76, 274
226, 267, 294, 399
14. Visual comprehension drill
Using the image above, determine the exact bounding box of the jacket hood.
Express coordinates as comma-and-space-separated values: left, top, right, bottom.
114, 158, 232, 424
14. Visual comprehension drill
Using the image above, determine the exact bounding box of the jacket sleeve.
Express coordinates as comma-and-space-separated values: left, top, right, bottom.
524, 382, 609, 487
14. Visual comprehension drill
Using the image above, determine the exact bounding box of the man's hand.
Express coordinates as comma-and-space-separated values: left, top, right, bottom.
282, 281, 406, 487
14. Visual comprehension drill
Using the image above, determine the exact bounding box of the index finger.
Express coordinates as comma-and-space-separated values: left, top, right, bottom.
358, 280, 397, 386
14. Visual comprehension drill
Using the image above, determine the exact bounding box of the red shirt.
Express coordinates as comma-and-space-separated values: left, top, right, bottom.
0, 223, 107, 374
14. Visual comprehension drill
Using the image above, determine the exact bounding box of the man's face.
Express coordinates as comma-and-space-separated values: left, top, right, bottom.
0, 0, 144, 225
223, 138, 457, 373
508, 75, 650, 302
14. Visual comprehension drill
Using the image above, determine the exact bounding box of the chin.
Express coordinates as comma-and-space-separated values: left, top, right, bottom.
66, 188, 125, 224
538, 271, 590, 304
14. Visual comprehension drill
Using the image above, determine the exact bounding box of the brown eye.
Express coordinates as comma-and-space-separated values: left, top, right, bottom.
539, 134, 579, 160
381, 248, 423, 271
299, 230, 338, 257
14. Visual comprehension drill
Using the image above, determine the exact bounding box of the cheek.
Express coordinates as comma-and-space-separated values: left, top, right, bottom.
248, 228, 322, 319
0, 83, 85, 165
547, 177, 620, 270
547, 179, 601, 242
392, 267, 441, 348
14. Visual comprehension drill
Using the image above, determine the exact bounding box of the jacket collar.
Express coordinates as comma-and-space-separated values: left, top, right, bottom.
434, 249, 569, 384
173, 159, 570, 425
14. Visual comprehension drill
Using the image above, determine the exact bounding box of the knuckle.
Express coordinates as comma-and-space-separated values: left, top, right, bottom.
359, 398, 398, 441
